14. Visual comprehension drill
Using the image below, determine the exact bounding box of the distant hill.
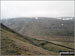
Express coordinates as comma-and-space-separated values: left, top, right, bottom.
1, 17, 74, 49
1, 17, 74, 40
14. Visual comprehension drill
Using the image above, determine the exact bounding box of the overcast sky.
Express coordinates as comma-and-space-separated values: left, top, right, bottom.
1, 1, 74, 19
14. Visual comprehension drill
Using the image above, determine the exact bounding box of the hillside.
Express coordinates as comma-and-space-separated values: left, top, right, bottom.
1, 17, 74, 47
1, 22, 74, 55
2, 17, 74, 37
1, 23, 57, 55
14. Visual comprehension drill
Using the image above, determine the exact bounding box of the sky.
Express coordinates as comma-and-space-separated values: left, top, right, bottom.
1, 1, 74, 19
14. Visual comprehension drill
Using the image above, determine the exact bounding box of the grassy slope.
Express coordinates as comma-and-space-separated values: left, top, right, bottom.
1, 24, 57, 55
1, 24, 74, 55
2, 18, 74, 49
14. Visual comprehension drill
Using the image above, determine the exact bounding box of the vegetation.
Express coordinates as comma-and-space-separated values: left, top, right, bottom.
1, 17, 74, 55
1, 24, 57, 55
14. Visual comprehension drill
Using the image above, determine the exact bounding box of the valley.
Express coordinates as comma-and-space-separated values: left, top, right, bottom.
0, 17, 74, 55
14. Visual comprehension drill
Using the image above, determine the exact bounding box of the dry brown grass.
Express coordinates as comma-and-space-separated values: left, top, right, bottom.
1, 27, 57, 55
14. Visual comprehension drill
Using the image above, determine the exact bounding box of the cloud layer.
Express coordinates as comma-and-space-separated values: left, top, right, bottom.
1, 1, 74, 19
